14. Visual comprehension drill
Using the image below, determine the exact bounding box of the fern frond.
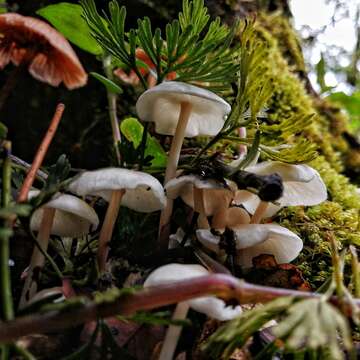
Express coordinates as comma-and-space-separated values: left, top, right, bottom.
81, 0, 240, 93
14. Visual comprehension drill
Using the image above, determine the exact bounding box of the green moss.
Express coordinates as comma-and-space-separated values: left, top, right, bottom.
250, 15, 360, 287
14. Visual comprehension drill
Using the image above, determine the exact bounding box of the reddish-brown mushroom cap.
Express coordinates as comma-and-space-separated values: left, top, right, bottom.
0, 13, 87, 89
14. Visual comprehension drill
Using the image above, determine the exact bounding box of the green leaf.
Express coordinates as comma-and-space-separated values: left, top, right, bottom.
316, 53, 327, 92
0, 121, 8, 140
203, 296, 295, 359
0, 204, 32, 219
37, 3, 102, 55
120, 117, 167, 168
0, 0, 6, 14
128, 310, 191, 326
90, 72, 123, 94
273, 298, 353, 359
327, 91, 360, 131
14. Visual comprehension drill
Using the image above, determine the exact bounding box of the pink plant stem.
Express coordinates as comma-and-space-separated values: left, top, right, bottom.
17, 103, 65, 203
0, 274, 358, 344
19, 207, 56, 309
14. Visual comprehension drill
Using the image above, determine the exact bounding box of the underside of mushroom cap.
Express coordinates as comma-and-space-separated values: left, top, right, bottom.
197, 223, 303, 268
212, 206, 251, 230
165, 175, 226, 199
136, 81, 231, 137
178, 178, 237, 216
29, 190, 99, 237
0, 13, 87, 89
68, 168, 166, 213
144, 263, 242, 320
235, 163, 327, 217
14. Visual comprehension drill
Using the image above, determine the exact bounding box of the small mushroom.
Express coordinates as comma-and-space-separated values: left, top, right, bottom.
136, 82, 231, 241
144, 263, 242, 360
68, 168, 166, 272
19, 190, 99, 308
0, 13, 87, 89
165, 174, 236, 229
197, 213, 303, 268
235, 162, 327, 223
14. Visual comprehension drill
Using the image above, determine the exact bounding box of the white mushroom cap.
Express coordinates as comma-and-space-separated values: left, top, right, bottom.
136, 81, 231, 137
144, 263, 242, 321
165, 175, 237, 216
29, 190, 99, 237
68, 168, 166, 213
196, 224, 303, 268
234, 162, 327, 218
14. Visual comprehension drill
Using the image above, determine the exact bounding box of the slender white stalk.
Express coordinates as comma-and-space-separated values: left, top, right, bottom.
19, 207, 56, 309
97, 189, 125, 273
250, 201, 269, 224
159, 302, 190, 360
103, 56, 122, 165
164, 102, 192, 184
159, 102, 192, 246
193, 187, 209, 229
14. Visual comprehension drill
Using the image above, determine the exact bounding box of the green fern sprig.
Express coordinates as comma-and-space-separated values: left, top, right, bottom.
81, 0, 240, 93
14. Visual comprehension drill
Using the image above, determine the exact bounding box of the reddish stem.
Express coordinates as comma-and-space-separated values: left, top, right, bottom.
0, 274, 357, 344
17, 103, 65, 203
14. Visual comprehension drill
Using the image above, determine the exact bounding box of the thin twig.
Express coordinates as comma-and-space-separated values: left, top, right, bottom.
17, 103, 65, 203
10, 154, 48, 180
0, 141, 13, 360
0, 141, 14, 322
0, 275, 359, 344
103, 56, 122, 165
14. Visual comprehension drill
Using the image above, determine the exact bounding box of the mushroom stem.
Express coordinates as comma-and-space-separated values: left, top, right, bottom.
103, 56, 122, 165
164, 101, 192, 184
238, 127, 247, 158
193, 187, 209, 229
250, 201, 269, 224
159, 302, 190, 360
211, 210, 227, 230
19, 207, 56, 309
159, 102, 193, 248
97, 189, 125, 273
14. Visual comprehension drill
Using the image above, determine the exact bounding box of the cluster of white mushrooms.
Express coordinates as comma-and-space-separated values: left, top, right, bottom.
20, 81, 328, 360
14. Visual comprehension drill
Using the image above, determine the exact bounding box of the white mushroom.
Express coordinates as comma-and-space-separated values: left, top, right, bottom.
144, 263, 242, 360
19, 191, 99, 308
68, 168, 166, 272
234, 162, 327, 223
165, 175, 236, 229
136, 81, 231, 242
197, 222, 303, 268
29, 191, 99, 237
